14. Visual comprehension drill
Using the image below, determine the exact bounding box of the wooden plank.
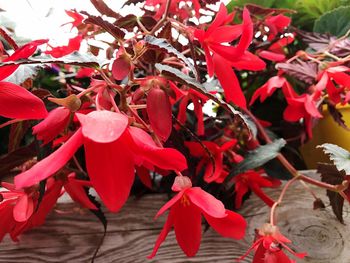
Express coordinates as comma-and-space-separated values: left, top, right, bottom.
0, 171, 349, 262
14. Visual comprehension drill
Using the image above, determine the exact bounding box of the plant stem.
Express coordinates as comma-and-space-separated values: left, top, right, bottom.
270, 176, 299, 226
149, 0, 172, 35
0, 119, 23, 129
242, 108, 340, 193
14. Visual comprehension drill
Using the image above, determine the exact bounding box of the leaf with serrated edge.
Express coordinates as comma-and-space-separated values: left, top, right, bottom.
0, 52, 108, 68
318, 163, 345, 223
145, 36, 198, 79
318, 143, 350, 175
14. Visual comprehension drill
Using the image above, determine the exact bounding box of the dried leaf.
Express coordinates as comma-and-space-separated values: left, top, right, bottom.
318, 163, 345, 222
327, 103, 350, 131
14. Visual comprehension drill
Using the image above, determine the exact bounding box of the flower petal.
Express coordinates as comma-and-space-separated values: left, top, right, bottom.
15, 129, 83, 189
129, 126, 187, 171
187, 187, 226, 218
147, 87, 172, 141
148, 209, 174, 259
0, 81, 48, 119
155, 191, 184, 219
173, 201, 202, 257
84, 133, 135, 212
76, 110, 129, 143
203, 209, 246, 239
13, 194, 34, 222
213, 54, 246, 108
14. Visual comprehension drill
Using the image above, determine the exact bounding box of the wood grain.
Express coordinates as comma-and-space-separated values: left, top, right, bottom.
0, 171, 349, 263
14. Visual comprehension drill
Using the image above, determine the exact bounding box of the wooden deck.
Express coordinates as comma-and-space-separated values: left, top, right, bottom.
1, 171, 349, 263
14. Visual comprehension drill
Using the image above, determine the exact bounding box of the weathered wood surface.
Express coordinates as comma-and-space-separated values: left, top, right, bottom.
1, 171, 350, 263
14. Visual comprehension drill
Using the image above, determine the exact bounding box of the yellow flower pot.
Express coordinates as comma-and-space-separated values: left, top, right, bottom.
300, 105, 350, 168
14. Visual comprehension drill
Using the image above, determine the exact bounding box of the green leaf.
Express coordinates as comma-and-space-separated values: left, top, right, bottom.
318, 143, 350, 174
314, 6, 350, 37
155, 63, 253, 134
317, 163, 345, 222
227, 0, 277, 12
231, 138, 286, 176
145, 35, 198, 79
0, 51, 107, 68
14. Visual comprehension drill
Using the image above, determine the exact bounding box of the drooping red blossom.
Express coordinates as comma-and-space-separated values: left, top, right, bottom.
147, 87, 172, 141
185, 139, 241, 183
45, 35, 82, 58
16, 110, 187, 212
0, 181, 62, 242
314, 66, 350, 104
0, 81, 48, 120
148, 176, 247, 258
250, 75, 292, 105
233, 170, 281, 209
111, 48, 132, 80
76, 68, 95, 78
175, 88, 207, 136
32, 106, 71, 145
194, 4, 265, 108
239, 224, 307, 263
265, 14, 291, 40
283, 93, 322, 138
0, 39, 48, 81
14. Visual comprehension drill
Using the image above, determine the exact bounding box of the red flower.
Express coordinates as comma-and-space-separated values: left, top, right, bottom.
233, 170, 281, 209
0, 81, 48, 120
148, 176, 247, 258
45, 35, 82, 58
185, 139, 241, 183
194, 4, 265, 108
315, 66, 350, 104
258, 35, 295, 62
32, 106, 71, 145
0, 181, 62, 242
265, 14, 291, 40
239, 224, 306, 263
176, 88, 207, 136
15, 110, 187, 212
0, 39, 47, 81
250, 75, 292, 105
283, 93, 322, 138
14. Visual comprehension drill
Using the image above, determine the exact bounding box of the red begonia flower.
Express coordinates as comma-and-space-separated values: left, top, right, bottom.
0, 81, 48, 120
32, 106, 71, 145
147, 87, 172, 141
283, 93, 322, 138
265, 14, 291, 40
185, 139, 240, 183
239, 224, 306, 263
0, 181, 62, 242
16, 110, 187, 212
194, 4, 265, 108
76, 68, 95, 78
145, 0, 200, 20
45, 35, 82, 58
0, 39, 48, 81
233, 170, 281, 209
250, 75, 291, 105
175, 88, 207, 136
148, 176, 246, 258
